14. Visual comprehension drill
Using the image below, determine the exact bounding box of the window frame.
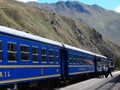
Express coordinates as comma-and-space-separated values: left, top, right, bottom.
74, 55, 77, 64
73, 55, 76, 64
7, 42, 17, 62
80, 56, 84, 65
49, 49, 54, 63
76, 55, 79, 64
69, 54, 72, 64
55, 51, 59, 64
32, 46, 39, 63
41, 48, 47, 63
20, 44, 30, 61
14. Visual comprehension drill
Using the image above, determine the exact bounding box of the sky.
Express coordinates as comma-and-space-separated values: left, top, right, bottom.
16, 0, 120, 13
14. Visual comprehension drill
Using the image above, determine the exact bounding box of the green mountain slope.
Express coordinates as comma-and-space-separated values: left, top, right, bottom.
0, 0, 120, 57
28, 1, 120, 46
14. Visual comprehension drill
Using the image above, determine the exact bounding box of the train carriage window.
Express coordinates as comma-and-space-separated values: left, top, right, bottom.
8, 42, 17, 61
69, 54, 72, 64
21, 45, 30, 61
42, 48, 47, 62
77, 56, 79, 64
32, 46, 39, 62
78, 56, 81, 64
76, 56, 78, 64
55, 51, 59, 63
74, 55, 77, 64
73, 55, 75, 64
0, 41, 2, 61
49, 50, 54, 63
89, 59, 93, 65
80, 56, 84, 64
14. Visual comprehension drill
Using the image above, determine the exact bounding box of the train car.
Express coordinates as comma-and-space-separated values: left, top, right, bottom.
61, 44, 95, 82
0, 25, 62, 88
0, 25, 111, 89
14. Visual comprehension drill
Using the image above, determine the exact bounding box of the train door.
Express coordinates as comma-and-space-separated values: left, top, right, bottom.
94, 56, 97, 74
60, 48, 68, 78
94, 56, 101, 77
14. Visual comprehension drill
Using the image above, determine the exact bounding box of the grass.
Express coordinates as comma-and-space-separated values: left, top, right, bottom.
115, 67, 120, 70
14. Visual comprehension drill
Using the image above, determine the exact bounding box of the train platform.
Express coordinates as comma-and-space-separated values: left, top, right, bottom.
57, 71, 120, 90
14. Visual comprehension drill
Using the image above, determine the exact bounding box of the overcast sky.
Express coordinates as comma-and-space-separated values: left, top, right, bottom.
16, 0, 120, 13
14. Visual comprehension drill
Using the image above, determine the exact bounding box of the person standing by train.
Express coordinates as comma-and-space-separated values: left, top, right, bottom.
106, 65, 113, 78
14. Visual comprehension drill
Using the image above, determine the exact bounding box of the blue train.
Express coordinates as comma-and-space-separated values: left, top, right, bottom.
0, 25, 113, 89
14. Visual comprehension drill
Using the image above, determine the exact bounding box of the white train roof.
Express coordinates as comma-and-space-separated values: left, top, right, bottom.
63, 44, 95, 56
63, 44, 107, 58
0, 25, 62, 47
95, 53, 107, 59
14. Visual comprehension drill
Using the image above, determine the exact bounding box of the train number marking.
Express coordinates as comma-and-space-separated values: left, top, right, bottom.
4, 71, 11, 77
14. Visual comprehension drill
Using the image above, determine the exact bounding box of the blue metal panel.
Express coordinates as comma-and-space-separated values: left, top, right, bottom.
67, 48, 95, 75
0, 66, 60, 86
0, 33, 61, 86
68, 65, 94, 75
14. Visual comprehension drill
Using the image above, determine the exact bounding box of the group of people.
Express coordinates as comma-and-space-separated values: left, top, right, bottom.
102, 65, 113, 78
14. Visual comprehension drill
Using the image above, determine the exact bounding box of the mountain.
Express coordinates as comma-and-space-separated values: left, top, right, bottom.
0, 0, 120, 57
28, 1, 120, 46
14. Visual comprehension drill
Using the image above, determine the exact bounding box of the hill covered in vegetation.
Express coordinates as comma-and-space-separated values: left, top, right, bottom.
0, 0, 120, 58
28, 1, 120, 46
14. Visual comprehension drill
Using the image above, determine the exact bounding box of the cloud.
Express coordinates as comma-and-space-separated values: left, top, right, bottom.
16, 0, 39, 3
115, 6, 120, 13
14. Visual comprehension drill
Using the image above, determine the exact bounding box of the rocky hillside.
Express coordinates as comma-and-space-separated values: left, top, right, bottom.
0, 0, 120, 57
28, 1, 120, 46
